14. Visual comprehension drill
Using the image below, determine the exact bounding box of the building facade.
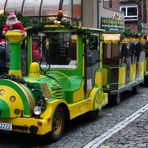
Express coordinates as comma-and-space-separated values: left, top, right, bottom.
82, 0, 124, 29
106, 0, 148, 32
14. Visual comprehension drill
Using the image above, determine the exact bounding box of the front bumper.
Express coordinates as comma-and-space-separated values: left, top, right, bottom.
0, 117, 51, 135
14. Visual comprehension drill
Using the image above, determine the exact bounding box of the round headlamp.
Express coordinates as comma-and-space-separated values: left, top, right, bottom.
106, 84, 110, 89
33, 106, 42, 115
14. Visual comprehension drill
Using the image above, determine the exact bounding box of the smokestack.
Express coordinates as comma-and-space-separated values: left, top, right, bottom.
5, 31, 25, 77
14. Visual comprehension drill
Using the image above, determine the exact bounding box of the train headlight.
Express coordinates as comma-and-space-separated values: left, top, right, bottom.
33, 106, 42, 115
106, 84, 110, 89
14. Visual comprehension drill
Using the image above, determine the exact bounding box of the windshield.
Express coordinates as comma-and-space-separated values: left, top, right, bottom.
32, 31, 77, 69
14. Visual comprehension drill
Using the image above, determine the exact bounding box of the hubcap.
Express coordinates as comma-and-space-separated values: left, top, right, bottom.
53, 111, 63, 136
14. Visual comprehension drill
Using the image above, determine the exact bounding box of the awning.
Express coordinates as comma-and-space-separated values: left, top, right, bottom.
123, 37, 147, 43
103, 33, 121, 43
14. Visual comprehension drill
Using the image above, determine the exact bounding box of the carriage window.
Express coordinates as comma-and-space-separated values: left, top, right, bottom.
104, 43, 120, 59
103, 43, 120, 66
34, 31, 77, 69
112, 44, 120, 58
104, 43, 111, 59
86, 34, 100, 67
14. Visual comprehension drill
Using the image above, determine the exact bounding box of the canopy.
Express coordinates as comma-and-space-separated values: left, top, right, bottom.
103, 33, 121, 43
0, 0, 81, 18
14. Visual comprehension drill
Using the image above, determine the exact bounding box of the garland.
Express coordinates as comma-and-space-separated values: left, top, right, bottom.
26, 18, 75, 34
120, 31, 145, 40
0, 74, 46, 114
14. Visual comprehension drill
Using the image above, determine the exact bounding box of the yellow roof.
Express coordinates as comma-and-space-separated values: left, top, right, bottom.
103, 33, 120, 43
103, 34, 148, 43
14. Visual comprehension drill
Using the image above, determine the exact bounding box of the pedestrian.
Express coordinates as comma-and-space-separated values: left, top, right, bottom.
121, 43, 128, 64
135, 42, 143, 62
129, 42, 135, 63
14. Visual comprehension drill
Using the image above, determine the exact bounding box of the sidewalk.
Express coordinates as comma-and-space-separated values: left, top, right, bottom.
100, 110, 148, 148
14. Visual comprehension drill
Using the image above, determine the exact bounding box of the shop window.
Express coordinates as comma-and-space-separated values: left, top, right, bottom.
120, 5, 138, 21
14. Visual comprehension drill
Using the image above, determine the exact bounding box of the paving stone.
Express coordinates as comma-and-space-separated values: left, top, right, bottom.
101, 110, 148, 148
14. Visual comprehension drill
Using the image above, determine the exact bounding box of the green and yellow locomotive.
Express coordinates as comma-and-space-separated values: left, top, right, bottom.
0, 19, 108, 141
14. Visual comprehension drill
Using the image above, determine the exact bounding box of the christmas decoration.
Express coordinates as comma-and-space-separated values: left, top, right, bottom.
3, 12, 27, 35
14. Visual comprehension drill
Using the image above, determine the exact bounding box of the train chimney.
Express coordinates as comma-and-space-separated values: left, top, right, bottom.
5, 31, 25, 77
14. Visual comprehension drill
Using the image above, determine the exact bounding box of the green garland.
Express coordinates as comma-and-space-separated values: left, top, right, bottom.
26, 18, 75, 34
0, 14, 6, 38
120, 31, 145, 40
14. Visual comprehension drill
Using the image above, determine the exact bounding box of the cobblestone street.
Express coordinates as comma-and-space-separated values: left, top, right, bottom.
100, 110, 148, 148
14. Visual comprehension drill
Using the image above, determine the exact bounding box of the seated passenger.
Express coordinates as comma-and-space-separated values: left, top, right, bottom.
32, 40, 42, 62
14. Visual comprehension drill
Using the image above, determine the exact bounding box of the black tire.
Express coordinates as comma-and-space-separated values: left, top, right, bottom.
132, 85, 139, 94
49, 107, 65, 142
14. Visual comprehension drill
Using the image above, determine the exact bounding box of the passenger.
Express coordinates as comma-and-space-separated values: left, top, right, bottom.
32, 40, 42, 62
129, 42, 135, 63
121, 43, 128, 64
135, 42, 143, 62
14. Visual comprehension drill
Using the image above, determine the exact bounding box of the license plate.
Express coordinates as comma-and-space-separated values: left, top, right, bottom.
0, 122, 12, 131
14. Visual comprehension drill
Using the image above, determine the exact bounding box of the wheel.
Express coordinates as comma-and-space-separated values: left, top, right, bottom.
132, 85, 140, 94
50, 107, 65, 142
112, 94, 121, 105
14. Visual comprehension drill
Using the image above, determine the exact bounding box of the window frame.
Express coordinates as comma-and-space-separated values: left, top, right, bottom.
120, 5, 138, 21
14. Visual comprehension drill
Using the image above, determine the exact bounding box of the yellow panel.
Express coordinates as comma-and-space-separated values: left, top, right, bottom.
95, 71, 102, 88
68, 99, 91, 119
119, 66, 126, 86
88, 87, 108, 111
139, 61, 144, 77
144, 60, 146, 72
103, 68, 108, 85
9, 70, 22, 78
94, 90, 108, 109
130, 64, 136, 81
73, 80, 85, 102
5, 31, 25, 42
103, 93, 108, 106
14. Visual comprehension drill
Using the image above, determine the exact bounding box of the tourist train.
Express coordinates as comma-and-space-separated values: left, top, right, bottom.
0, 2, 147, 142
